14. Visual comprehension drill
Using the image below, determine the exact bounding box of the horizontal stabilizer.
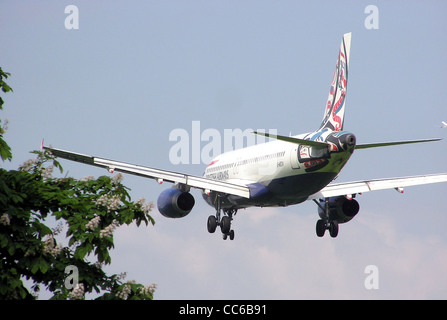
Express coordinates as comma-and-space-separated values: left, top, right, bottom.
356, 138, 441, 150
252, 131, 329, 148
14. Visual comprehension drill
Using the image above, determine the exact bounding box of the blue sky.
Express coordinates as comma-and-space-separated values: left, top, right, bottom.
2, 1, 447, 299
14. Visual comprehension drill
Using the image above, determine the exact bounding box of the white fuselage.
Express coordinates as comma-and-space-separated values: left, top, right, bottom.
202, 130, 356, 209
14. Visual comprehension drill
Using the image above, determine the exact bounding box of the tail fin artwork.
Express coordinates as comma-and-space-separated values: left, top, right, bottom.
319, 32, 351, 132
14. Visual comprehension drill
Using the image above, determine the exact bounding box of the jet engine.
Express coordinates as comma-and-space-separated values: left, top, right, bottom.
318, 196, 360, 223
157, 188, 195, 218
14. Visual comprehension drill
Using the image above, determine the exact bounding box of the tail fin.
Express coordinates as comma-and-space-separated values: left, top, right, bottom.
319, 32, 351, 132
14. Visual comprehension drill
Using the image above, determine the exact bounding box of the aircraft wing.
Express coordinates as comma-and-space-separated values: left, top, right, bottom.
44, 147, 250, 199
308, 173, 447, 200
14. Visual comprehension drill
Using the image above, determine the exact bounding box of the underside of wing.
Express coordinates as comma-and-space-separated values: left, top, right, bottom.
44, 146, 250, 199
308, 173, 447, 200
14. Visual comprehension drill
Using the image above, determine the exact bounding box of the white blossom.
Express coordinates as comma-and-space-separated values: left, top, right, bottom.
139, 283, 157, 296
141, 201, 154, 214
68, 283, 85, 300
43, 145, 55, 159
0, 213, 10, 226
19, 158, 38, 172
94, 194, 121, 213
135, 198, 154, 215
19, 157, 54, 179
99, 219, 119, 238
135, 197, 145, 206
2, 118, 9, 132
85, 216, 101, 231
42, 234, 63, 257
116, 283, 132, 300
111, 173, 123, 185
117, 272, 127, 281
42, 165, 54, 179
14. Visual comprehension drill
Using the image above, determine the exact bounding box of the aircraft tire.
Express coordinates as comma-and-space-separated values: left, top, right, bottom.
220, 216, 231, 234
316, 219, 326, 237
329, 220, 339, 238
207, 215, 217, 233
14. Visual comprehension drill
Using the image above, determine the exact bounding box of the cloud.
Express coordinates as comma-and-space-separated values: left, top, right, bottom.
111, 204, 447, 300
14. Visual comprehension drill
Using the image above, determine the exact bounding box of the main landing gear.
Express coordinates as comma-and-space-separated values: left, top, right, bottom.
316, 219, 339, 238
313, 199, 339, 238
207, 195, 237, 240
207, 213, 235, 240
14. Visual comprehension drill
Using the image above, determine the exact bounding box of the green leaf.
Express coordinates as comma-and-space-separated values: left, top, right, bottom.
0, 234, 8, 248
8, 243, 15, 255
74, 245, 89, 260
31, 262, 39, 274
39, 259, 49, 274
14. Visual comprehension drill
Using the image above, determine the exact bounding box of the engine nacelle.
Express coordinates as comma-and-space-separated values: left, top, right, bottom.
157, 188, 195, 218
318, 196, 360, 224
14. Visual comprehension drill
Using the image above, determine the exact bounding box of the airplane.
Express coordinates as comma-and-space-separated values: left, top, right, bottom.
44, 32, 447, 240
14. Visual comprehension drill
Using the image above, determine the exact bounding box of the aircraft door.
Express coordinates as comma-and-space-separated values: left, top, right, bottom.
290, 146, 300, 169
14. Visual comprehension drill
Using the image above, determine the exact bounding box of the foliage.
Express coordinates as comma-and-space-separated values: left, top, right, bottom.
0, 69, 156, 300
0, 67, 12, 161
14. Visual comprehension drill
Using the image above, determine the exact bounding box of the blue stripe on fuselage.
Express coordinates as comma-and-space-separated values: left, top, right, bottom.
202, 171, 337, 209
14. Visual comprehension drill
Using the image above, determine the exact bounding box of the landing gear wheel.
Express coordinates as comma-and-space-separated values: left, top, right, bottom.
210, 195, 238, 240
329, 220, 339, 238
316, 219, 326, 237
207, 215, 217, 233
222, 229, 235, 240
220, 216, 231, 234
316, 219, 339, 238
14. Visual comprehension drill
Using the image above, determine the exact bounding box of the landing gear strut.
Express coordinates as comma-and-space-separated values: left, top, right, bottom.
207, 195, 237, 240
313, 199, 339, 238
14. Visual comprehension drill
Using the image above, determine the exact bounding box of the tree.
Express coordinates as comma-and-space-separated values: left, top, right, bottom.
0, 67, 12, 161
0, 68, 156, 300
